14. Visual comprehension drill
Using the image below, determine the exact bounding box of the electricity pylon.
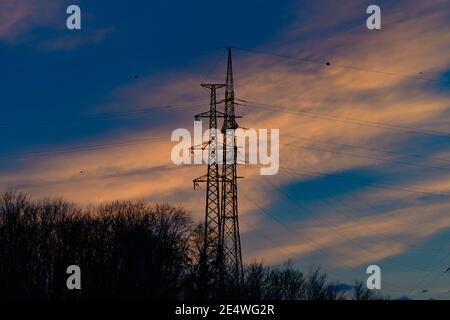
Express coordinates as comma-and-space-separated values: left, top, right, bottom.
218, 47, 244, 295
193, 83, 226, 297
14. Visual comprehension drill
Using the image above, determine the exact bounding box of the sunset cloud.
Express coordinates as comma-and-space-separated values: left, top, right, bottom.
0, 0, 449, 296
0, 0, 61, 42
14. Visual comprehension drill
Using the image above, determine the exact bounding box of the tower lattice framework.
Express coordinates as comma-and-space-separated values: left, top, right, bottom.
218, 47, 244, 294
193, 83, 226, 296
193, 47, 244, 297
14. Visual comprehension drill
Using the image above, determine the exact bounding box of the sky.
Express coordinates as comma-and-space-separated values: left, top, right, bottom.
0, 0, 450, 299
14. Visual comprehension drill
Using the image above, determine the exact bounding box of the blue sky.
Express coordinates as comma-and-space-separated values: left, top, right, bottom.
0, 0, 295, 153
0, 0, 449, 299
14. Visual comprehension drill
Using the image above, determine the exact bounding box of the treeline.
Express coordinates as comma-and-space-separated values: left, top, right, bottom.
0, 191, 385, 300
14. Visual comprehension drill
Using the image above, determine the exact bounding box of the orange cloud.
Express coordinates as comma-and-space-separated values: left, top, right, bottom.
1, 0, 449, 270
0, 0, 61, 42
245, 199, 450, 268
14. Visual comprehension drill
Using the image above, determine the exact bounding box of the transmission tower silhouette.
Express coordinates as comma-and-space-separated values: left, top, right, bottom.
193, 47, 244, 297
193, 83, 226, 297
218, 47, 244, 295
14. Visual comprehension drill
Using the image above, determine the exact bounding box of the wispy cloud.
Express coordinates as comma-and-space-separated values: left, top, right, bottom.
245, 197, 450, 267
0, 0, 113, 50
0, 0, 62, 42
39, 27, 115, 51
1, 0, 449, 278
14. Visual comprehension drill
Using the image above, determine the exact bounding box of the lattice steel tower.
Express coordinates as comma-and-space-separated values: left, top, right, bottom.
193, 83, 225, 296
218, 47, 244, 294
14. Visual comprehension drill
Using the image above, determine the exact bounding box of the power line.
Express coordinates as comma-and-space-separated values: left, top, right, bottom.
233, 190, 410, 293
282, 141, 450, 174
253, 124, 450, 166
239, 187, 412, 293
407, 252, 450, 295
240, 99, 450, 139
232, 46, 449, 84
201, 48, 227, 84
3, 137, 449, 197
276, 166, 450, 198
0, 102, 206, 129
260, 174, 447, 253
5, 165, 185, 190
0, 136, 169, 160
238, 203, 402, 289
281, 134, 450, 165
4, 120, 450, 171
247, 163, 449, 254
240, 188, 362, 268
272, 162, 450, 284
263, 180, 440, 272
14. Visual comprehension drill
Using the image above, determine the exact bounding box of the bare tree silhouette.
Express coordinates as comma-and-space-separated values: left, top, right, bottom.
0, 191, 387, 300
